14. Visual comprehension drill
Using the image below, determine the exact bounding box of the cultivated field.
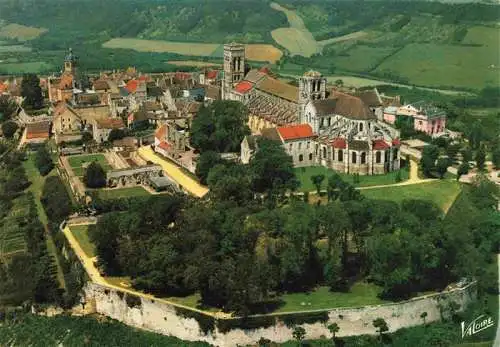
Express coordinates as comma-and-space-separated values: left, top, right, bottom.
245, 44, 283, 62
0, 23, 48, 41
270, 2, 365, 57
333, 45, 397, 73
375, 43, 500, 90
103, 39, 282, 62
270, 2, 320, 57
0, 45, 32, 53
68, 154, 112, 177
319, 31, 368, 46
0, 61, 53, 74
0, 195, 29, 257
103, 38, 219, 56
167, 60, 221, 68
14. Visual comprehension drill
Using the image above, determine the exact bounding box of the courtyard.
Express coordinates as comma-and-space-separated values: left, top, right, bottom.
67, 154, 113, 177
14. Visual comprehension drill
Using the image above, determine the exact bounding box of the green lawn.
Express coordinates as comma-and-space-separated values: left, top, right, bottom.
69, 225, 96, 258
277, 282, 388, 313
361, 180, 462, 212
68, 154, 112, 177
295, 166, 409, 192
97, 186, 151, 200
22, 154, 66, 288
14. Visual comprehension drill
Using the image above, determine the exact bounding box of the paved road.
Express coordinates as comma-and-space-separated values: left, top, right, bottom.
138, 146, 209, 198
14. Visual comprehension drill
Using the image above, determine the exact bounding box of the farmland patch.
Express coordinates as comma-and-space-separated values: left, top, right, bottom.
0, 23, 48, 41
375, 43, 500, 89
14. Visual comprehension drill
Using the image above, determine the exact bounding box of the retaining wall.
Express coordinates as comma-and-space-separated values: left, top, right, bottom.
82, 281, 476, 346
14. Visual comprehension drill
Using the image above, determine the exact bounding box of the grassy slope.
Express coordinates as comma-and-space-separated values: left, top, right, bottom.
68, 225, 96, 258
97, 186, 151, 200
361, 180, 461, 212
22, 154, 65, 288
294, 166, 409, 192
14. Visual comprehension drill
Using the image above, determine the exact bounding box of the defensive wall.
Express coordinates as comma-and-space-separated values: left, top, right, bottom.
81, 280, 476, 346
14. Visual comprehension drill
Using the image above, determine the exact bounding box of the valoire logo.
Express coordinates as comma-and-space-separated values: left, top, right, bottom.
461, 315, 495, 338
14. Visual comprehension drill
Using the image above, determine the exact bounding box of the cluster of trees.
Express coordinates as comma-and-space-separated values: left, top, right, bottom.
34, 146, 54, 176
41, 175, 85, 307
192, 101, 251, 184
83, 162, 106, 188
0, 151, 60, 306
20, 74, 43, 110
90, 131, 499, 314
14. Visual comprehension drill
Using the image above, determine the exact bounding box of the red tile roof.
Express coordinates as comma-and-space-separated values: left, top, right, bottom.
331, 138, 346, 149
158, 141, 170, 151
206, 70, 218, 79
0, 82, 7, 93
234, 81, 253, 94
155, 124, 167, 141
277, 124, 315, 141
175, 72, 191, 80
138, 75, 149, 82
392, 138, 401, 146
59, 73, 73, 89
125, 80, 139, 94
26, 121, 50, 139
373, 139, 390, 150
95, 118, 125, 129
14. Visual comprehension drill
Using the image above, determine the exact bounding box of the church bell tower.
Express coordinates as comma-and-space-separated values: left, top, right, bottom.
299, 70, 326, 122
222, 42, 245, 100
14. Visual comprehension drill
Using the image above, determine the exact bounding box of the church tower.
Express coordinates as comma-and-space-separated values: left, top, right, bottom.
222, 42, 245, 100
299, 70, 326, 122
64, 48, 78, 76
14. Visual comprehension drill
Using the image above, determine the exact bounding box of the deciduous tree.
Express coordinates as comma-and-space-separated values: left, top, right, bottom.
21, 73, 43, 110
84, 162, 106, 188
310, 174, 325, 195
1, 120, 18, 139
35, 146, 54, 176
420, 145, 439, 177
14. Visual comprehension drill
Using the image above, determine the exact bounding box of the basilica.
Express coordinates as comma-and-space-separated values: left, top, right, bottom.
223, 43, 401, 175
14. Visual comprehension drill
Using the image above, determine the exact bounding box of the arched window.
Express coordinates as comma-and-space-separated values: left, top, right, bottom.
323, 147, 327, 158
309, 153, 313, 161
376, 151, 381, 163
338, 150, 343, 162
393, 148, 399, 160
299, 154, 304, 162
361, 152, 366, 164
359, 122, 363, 132
352, 152, 357, 164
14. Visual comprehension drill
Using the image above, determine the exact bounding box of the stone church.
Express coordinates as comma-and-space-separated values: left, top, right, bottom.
224, 43, 401, 175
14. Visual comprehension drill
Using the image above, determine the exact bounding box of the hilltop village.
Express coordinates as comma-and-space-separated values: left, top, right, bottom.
1, 45, 454, 186
0, 44, 499, 347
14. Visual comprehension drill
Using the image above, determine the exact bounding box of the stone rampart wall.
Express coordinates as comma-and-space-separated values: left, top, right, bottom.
82, 281, 476, 347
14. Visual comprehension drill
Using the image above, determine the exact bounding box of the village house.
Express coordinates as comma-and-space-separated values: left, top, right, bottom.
396, 101, 446, 136
92, 117, 125, 143
23, 121, 51, 146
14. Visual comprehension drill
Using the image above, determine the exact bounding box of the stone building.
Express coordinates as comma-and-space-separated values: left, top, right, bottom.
48, 48, 78, 103
396, 101, 446, 136
226, 43, 401, 175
